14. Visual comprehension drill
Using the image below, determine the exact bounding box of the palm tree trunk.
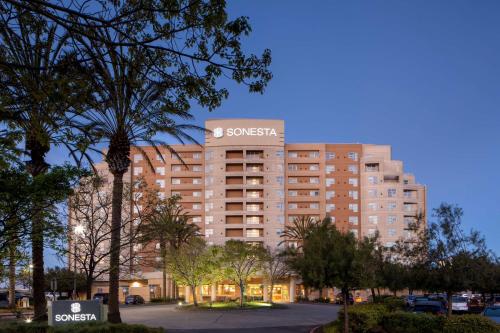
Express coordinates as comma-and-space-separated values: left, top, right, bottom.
269, 283, 274, 304
31, 211, 46, 320
8, 246, 16, 308
108, 171, 125, 323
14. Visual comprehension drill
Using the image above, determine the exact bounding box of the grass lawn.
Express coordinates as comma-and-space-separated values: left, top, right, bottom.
179, 301, 287, 310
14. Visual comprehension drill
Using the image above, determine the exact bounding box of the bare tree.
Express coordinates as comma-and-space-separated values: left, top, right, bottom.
261, 247, 290, 303
62, 175, 157, 300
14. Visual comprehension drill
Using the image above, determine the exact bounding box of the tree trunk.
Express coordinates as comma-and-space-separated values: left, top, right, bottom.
319, 287, 323, 299
343, 288, 349, 333
447, 291, 452, 317
108, 171, 125, 323
32, 213, 46, 320
370, 288, 376, 303
376, 288, 380, 297
8, 246, 16, 308
239, 282, 244, 308
86, 276, 93, 300
269, 283, 274, 304
191, 285, 198, 306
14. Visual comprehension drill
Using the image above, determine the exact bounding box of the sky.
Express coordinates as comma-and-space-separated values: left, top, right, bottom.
46, 0, 500, 265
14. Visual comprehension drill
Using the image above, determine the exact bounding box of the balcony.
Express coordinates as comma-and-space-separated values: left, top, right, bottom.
246, 203, 263, 212
226, 150, 243, 159
226, 163, 244, 172
246, 177, 263, 185
246, 150, 264, 159
226, 176, 243, 185
246, 228, 264, 238
246, 190, 263, 199
226, 228, 243, 237
226, 189, 243, 198
246, 216, 263, 225
226, 202, 243, 211
365, 163, 380, 172
226, 215, 244, 224
246, 164, 264, 172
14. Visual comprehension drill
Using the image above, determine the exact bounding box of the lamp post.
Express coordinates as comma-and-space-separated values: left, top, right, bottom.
73, 225, 85, 300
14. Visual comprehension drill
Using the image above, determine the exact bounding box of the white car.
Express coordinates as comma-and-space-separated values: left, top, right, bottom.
452, 296, 469, 312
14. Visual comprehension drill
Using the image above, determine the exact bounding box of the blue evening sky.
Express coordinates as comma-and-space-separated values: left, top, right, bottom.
46, 0, 500, 266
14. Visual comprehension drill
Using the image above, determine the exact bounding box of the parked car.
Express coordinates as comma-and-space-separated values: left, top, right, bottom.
335, 293, 354, 305
413, 301, 447, 315
0, 293, 8, 308
482, 306, 500, 324
452, 296, 469, 313
125, 295, 145, 305
405, 295, 417, 308
492, 296, 500, 306
468, 296, 485, 314
354, 294, 364, 304
93, 293, 109, 304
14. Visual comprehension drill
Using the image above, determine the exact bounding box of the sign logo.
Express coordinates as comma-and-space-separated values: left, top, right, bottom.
213, 127, 224, 138
70, 303, 81, 313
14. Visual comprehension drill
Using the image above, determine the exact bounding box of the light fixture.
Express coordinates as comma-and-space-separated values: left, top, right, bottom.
25, 318, 32, 323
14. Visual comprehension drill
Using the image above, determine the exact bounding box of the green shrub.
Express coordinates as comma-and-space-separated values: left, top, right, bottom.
382, 311, 444, 333
339, 304, 387, 333
443, 315, 500, 333
382, 297, 405, 311
0, 322, 47, 333
314, 297, 331, 303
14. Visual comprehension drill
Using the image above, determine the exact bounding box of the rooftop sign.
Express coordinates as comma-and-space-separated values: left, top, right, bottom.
206, 119, 284, 146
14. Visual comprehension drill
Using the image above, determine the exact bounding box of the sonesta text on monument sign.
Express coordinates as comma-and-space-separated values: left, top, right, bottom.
49, 300, 105, 326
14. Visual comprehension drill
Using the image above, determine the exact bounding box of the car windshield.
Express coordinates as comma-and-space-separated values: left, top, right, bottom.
452, 297, 467, 302
414, 305, 440, 312
484, 308, 500, 317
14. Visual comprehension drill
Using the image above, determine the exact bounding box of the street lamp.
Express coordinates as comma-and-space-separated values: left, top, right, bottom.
73, 225, 85, 300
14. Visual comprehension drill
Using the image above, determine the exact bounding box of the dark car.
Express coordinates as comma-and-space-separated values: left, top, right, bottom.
125, 295, 145, 305
405, 295, 418, 308
93, 293, 109, 304
413, 301, 447, 315
469, 296, 485, 314
482, 306, 500, 324
335, 293, 354, 305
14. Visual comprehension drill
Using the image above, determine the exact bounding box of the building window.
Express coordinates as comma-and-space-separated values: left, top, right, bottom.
368, 228, 377, 236
309, 164, 319, 171
277, 202, 284, 211
276, 176, 284, 185
276, 150, 284, 158
171, 178, 181, 185
288, 190, 297, 197
326, 152, 336, 160
368, 189, 377, 198
205, 229, 214, 237
368, 202, 377, 211
310, 203, 319, 209
171, 191, 181, 196
155, 167, 165, 175
193, 165, 202, 172
156, 154, 164, 161
205, 151, 214, 160
388, 202, 397, 210
350, 229, 358, 238
193, 152, 201, 159
288, 203, 298, 210
368, 215, 378, 224
193, 178, 202, 185
288, 152, 298, 158
309, 177, 319, 184
326, 191, 335, 199
326, 178, 335, 186
277, 216, 284, 224
326, 165, 335, 174
192, 203, 202, 210
387, 215, 397, 224
192, 216, 202, 223
205, 202, 214, 212
246, 229, 262, 238
310, 190, 319, 197
205, 190, 214, 199
205, 164, 214, 173
133, 154, 143, 163
288, 177, 297, 184
368, 176, 378, 184
157, 192, 165, 200
349, 203, 358, 212
388, 189, 397, 197
172, 165, 182, 172
388, 229, 397, 237
247, 204, 260, 212
276, 190, 284, 198
205, 176, 214, 185
349, 190, 358, 200
288, 164, 298, 171
349, 216, 358, 225
348, 152, 358, 161
156, 179, 166, 188
276, 228, 283, 236
309, 151, 320, 158
326, 204, 335, 212
193, 191, 201, 197
348, 165, 358, 174
133, 167, 143, 176
205, 216, 213, 224
348, 178, 358, 187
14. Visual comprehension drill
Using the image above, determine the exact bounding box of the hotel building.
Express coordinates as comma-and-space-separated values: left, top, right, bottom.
70, 119, 426, 303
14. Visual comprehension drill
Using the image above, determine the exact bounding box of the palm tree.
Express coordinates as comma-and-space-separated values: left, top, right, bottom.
141, 195, 200, 301
73, 34, 204, 321
0, 9, 87, 319
279, 216, 321, 249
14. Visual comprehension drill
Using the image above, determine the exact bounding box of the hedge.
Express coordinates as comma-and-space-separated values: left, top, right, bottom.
443, 315, 500, 333
0, 322, 164, 333
382, 311, 444, 333
381, 297, 405, 312
338, 304, 388, 333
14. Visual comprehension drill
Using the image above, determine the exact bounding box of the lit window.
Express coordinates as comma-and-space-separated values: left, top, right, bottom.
348, 178, 358, 187
205, 229, 214, 237
156, 179, 165, 188
349, 216, 358, 225
133, 154, 143, 163
368, 215, 378, 224
192, 178, 202, 184
155, 167, 165, 175
326, 165, 335, 174
326, 178, 335, 186
205, 216, 213, 224
171, 178, 181, 185
349, 203, 358, 212
133, 167, 143, 176
349, 190, 358, 200
192, 203, 201, 210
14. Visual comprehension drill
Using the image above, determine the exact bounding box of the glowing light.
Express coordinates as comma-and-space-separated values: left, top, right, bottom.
74, 225, 85, 235
178, 301, 183, 306
131, 281, 141, 288
25, 318, 32, 323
